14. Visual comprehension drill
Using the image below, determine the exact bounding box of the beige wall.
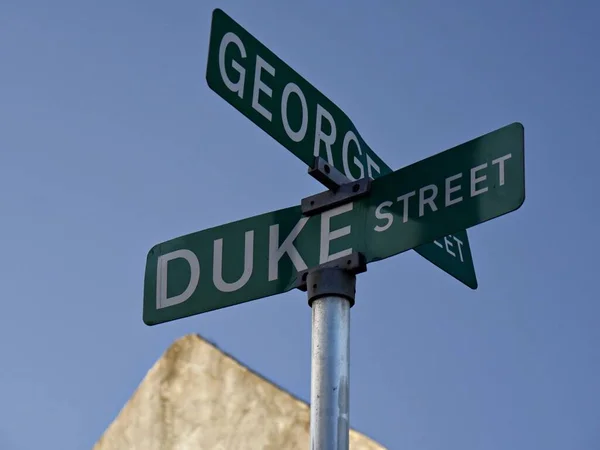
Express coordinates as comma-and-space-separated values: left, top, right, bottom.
94, 334, 385, 450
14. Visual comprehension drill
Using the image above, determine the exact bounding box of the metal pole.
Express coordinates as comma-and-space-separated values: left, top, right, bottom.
308, 267, 356, 450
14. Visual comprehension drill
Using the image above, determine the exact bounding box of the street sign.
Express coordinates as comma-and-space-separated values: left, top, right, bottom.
205, 7, 478, 289
206, 8, 388, 180
144, 122, 524, 325
363, 122, 524, 263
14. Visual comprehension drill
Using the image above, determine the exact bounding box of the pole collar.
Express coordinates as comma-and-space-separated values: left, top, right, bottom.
307, 267, 356, 307
295, 252, 366, 307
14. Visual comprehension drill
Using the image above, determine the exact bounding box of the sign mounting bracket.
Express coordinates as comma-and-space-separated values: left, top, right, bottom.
302, 157, 372, 217
308, 156, 351, 191
294, 251, 367, 297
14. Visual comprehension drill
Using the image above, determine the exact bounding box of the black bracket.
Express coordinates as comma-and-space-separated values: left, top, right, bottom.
302, 178, 371, 217
302, 156, 373, 216
303, 157, 372, 217
308, 156, 351, 191
294, 252, 367, 307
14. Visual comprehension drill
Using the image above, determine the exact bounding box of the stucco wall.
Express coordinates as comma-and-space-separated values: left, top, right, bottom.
94, 334, 384, 450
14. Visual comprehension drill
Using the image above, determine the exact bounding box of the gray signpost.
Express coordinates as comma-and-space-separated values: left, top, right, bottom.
143, 9, 527, 450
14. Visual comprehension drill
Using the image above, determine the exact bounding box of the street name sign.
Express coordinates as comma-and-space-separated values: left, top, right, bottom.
205, 8, 478, 289
144, 122, 524, 325
206, 8, 388, 180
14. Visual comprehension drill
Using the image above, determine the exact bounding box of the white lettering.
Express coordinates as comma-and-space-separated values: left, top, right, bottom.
470, 163, 488, 197
342, 130, 364, 181
444, 236, 456, 257
314, 104, 336, 165
252, 56, 274, 121
374, 201, 394, 232
366, 154, 381, 179
213, 231, 254, 292
492, 153, 512, 186
445, 173, 463, 206
319, 202, 353, 264
156, 249, 200, 310
218, 32, 246, 98
281, 82, 308, 142
433, 235, 464, 262
419, 184, 438, 217
268, 218, 309, 281
453, 235, 464, 262
396, 191, 416, 223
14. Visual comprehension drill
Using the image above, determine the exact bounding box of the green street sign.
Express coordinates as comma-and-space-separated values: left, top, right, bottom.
144, 123, 524, 325
362, 122, 524, 263
206, 7, 388, 180
205, 8, 478, 289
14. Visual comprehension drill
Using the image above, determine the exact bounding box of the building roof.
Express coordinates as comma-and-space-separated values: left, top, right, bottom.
94, 334, 386, 449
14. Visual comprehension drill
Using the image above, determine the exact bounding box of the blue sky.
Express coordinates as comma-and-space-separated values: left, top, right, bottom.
1, 1, 598, 449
